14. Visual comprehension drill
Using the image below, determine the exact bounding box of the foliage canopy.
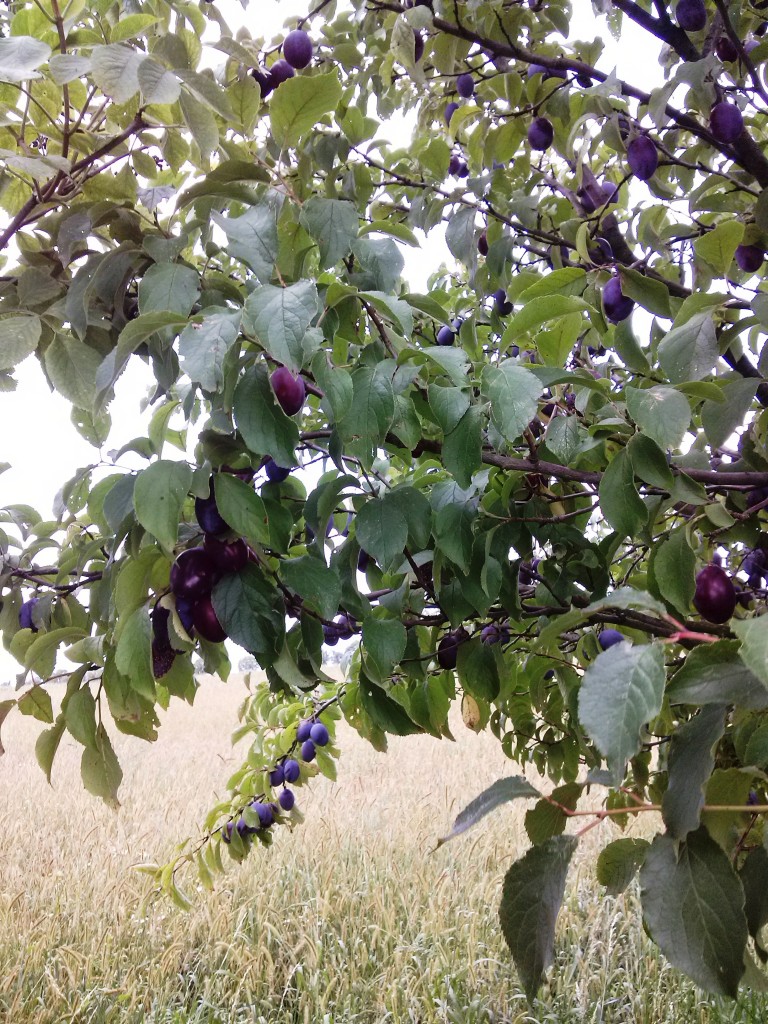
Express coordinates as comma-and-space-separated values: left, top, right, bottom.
2, 0, 768, 1003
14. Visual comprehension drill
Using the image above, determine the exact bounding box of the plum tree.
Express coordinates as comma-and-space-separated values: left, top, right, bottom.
4, 0, 768, 1008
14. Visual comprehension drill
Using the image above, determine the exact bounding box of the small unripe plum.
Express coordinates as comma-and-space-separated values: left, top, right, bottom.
271, 367, 306, 415
301, 739, 316, 761
279, 788, 295, 811
19, 597, 39, 632
269, 59, 295, 86
676, 0, 706, 32
715, 36, 739, 62
310, 721, 329, 746
283, 758, 301, 783
436, 324, 455, 346
192, 595, 227, 643
283, 29, 313, 69
693, 564, 737, 623
265, 458, 291, 483
735, 244, 764, 273
627, 135, 658, 181
456, 72, 474, 98
477, 231, 488, 256
528, 117, 554, 152
445, 101, 460, 126
297, 719, 313, 743
710, 102, 743, 144
170, 547, 217, 600
493, 288, 513, 316
598, 628, 624, 650
204, 535, 249, 575
603, 276, 634, 323
270, 765, 285, 787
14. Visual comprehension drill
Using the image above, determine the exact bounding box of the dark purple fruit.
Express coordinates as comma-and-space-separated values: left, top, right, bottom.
519, 559, 540, 585
310, 722, 329, 746
269, 765, 285, 786
436, 627, 468, 670
170, 548, 217, 600
297, 719, 313, 743
598, 628, 624, 650
271, 367, 306, 415
254, 801, 275, 827
222, 820, 235, 843
301, 739, 316, 761
477, 231, 488, 256
323, 623, 339, 646
715, 35, 739, 62
710, 102, 743, 144
152, 639, 176, 678
448, 154, 468, 177
195, 478, 228, 536
175, 596, 196, 637
283, 758, 300, 783
413, 31, 424, 63
456, 72, 474, 98
527, 63, 548, 77
250, 68, 274, 98
493, 288, 513, 316
627, 135, 658, 180
528, 117, 554, 152
283, 29, 313, 69
436, 324, 455, 346
334, 614, 355, 640
357, 549, 371, 572
269, 59, 295, 87
603, 276, 634, 323
192, 595, 227, 643
264, 458, 291, 483
19, 597, 39, 632
676, 0, 706, 32
693, 564, 737, 623
279, 788, 295, 811
735, 244, 764, 273
444, 101, 460, 126
204, 535, 249, 575
481, 622, 510, 645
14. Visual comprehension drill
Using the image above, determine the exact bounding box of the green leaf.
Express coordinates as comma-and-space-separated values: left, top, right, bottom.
137, 55, 180, 103
81, 724, 123, 809
662, 705, 727, 840
233, 363, 300, 468
481, 360, 541, 443
337, 365, 396, 463
694, 220, 745, 275
502, 295, 593, 343
627, 434, 674, 489
281, 556, 342, 621
270, 70, 343, 148
133, 460, 193, 550
25, 627, 87, 679
244, 282, 319, 372
444, 407, 483, 488
17, 685, 53, 724
115, 606, 155, 701
65, 684, 98, 750
210, 204, 278, 281
524, 783, 581, 845
456, 639, 500, 701
639, 829, 747, 997
498, 835, 578, 1003
44, 333, 102, 411
701, 379, 758, 449
658, 313, 719, 384
35, 715, 66, 783
362, 615, 406, 678
653, 527, 695, 615
0, 37, 51, 84
0, 315, 41, 370
300, 198, 359, 269
358, 673, 423, 735
178, 311, 240, 393
598, 448, 647, 539
625, 386, 690, 450
739, 846, 768, 945
212, 565, 285, 664
180, 90, 219, 161
438, 776, 541, 846
618, 268, 672, 318
733, 618, 768, 691
90, 43, 142, 102
212, 473, 270, 547
596, 838, 650, 896
668, 641, 768, 709
139, 263, 200, 317
578, 642, 666, 785
355, 497, 408, 570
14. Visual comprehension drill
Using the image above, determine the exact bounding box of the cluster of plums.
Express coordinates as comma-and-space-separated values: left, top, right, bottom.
221, 715, 329, 845
250, 28, 314, 98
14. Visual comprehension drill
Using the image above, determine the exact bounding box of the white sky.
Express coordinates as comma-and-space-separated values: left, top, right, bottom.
0, 3, 663, 678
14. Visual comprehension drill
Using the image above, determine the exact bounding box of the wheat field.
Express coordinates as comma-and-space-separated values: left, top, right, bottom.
0, 675, 764, 1023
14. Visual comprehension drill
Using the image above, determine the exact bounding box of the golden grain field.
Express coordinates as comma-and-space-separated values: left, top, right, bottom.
0, 676, 763, 1024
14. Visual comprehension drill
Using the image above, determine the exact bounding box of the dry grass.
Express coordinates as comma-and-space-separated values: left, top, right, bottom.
0, 676, 765, 1023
